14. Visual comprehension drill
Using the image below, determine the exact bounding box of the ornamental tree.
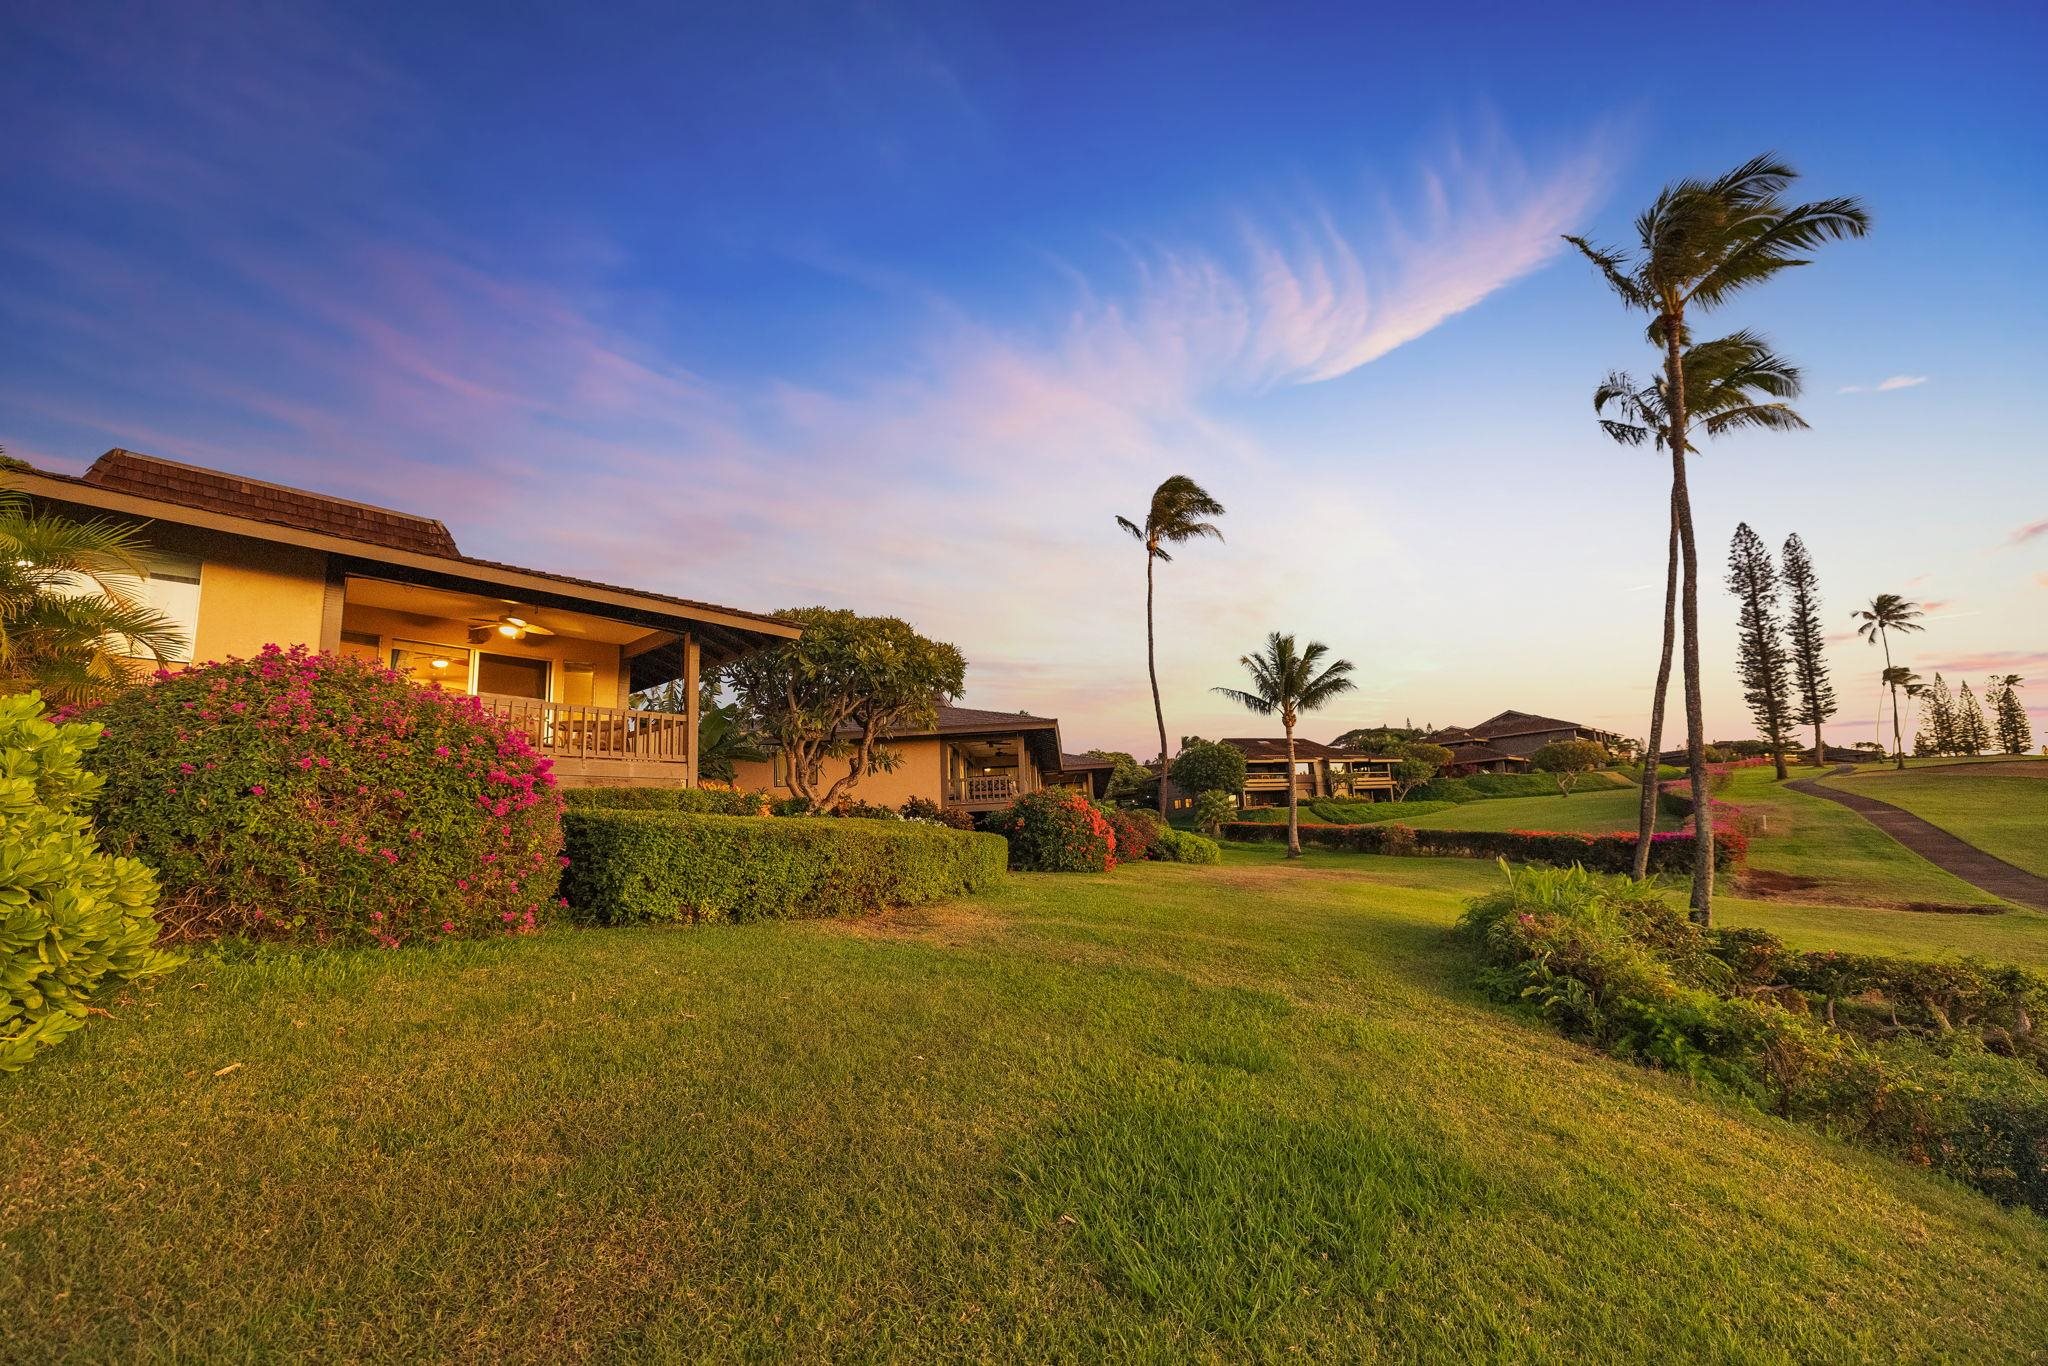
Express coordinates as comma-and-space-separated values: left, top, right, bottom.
1168, 737, 1247, 801
1531, 739, 1611, 796
723, 608, 966, 810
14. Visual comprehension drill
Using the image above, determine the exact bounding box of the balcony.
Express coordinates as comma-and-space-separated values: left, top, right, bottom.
474, 694, 691, 787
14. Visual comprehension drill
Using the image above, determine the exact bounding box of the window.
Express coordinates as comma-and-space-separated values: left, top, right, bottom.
561, 661, 596, 706
134, 553, 201, 662
390, 640, 469, 692
478, 653, 549, 700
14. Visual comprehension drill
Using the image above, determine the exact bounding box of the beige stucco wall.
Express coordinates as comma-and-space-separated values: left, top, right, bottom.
127, 523, 331, 664
732, 735, 948, 806
339, 603, 628, 706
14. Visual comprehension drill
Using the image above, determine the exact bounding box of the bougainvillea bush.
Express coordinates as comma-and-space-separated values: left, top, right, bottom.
998, 788, 1117, 872
1, 692, 180, 1071
90, 647, 564, 945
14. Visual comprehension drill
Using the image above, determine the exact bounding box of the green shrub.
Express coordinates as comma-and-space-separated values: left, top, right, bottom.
1190, 789, 1236, 836
90, 646, 563, 944
901, 796, 976, 830
562, 785, 767, 815
1, 693, 181, 1072
1103, 805, 1163, 861
559, 811, 1006, 924
1152, 828, 1222, 864
995, 788, 1118, 872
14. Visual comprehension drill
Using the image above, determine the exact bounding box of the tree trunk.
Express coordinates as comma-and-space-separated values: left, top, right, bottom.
1663, 311, 1715, 925
1284, 719, 1302, 858
1881, 627, 1905, 771
1146, 549, 1170, 818
1633, 487, 1680, 880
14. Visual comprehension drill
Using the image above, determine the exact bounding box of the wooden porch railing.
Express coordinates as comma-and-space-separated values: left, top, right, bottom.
474, 694, 691, 767
947, 775, 1019, 806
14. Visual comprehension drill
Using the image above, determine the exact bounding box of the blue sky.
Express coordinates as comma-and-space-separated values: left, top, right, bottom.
3, 1, 2044, 752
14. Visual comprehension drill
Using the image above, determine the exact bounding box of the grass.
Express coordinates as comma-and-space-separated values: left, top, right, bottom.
1823, 764, 2048, 878
1401, 786, 1672, 835
6, 859, 2048, 1358
1716, 766, 2011, 911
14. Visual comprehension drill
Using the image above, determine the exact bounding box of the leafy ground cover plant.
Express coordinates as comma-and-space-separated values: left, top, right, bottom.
0, 692, 180, 1071
998, 788, 1118, 872
89, 646, 563, 946
1457, 862, 2048, 1211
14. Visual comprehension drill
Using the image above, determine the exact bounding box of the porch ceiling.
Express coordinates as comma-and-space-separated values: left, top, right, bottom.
344, 576, 656, 645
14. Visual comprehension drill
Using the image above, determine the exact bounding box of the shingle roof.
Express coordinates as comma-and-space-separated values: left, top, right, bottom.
1222, 737, 1353, 762
1059, 752, 1117, 771
1461, 710, 1586, 740
1446, 744, 1526, 766
83, 449, 460, 557
25, 451, 800, 645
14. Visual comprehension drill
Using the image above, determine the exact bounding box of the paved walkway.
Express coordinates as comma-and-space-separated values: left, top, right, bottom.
1786, 767, 2048, 912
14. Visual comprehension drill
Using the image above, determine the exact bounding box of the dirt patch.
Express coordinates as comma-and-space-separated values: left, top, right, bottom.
815, 899, 998, 943
1735, 867, 2005, 915
1738, 869, 1825, 896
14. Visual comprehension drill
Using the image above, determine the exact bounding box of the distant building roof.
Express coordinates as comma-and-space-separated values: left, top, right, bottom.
1446, 744, 1527, 767
1221, 737, 1354, 763
1462, 710, 1587, 740
1059, 752, 1118, 771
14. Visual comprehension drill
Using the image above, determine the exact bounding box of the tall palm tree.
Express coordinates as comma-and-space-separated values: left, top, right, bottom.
0, 492, 187, 705
1212, 632, 1355, 858
1595, 332, 1807, 879
1117, 476, 1225, 817
1887, 667, 1926, 753
1567, 155, 1869, 924
1854, 594, 1925, 770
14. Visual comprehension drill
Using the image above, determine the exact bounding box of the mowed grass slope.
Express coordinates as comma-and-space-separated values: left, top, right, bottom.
1824, 763, 2048, 878
1718, 766, 2011, 910
1402, 787, 1672, 834
6, 861, 2047, 1359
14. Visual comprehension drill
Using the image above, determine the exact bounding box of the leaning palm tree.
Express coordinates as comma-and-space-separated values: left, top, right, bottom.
1117, 476, 1225, 816
0, 492, 187, 705
1567, 155, 1869, 924
1854, 594, 1925, 770
1212, 633, 1355, 859
1596, 332, 1807, 879
1887, 667, 1926, 754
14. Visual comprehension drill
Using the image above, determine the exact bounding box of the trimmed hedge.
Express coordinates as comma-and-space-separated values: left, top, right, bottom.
559, 811, 1007, 924
1235, 799, 1454, 825
562, 786, 768, 815
1220, 821, 1740, 874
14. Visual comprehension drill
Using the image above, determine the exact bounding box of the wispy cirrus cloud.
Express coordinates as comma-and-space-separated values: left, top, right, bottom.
1837, 375, 1928, 394
2008, 520, 2048, 546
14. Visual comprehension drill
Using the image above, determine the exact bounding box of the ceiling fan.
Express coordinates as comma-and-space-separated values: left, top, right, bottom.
466, 611, 557, 645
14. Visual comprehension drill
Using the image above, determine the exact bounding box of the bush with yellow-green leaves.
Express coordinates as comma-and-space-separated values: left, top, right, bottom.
1, 692, 179, 1072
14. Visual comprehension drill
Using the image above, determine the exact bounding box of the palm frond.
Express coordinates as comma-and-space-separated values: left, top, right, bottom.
1211, 685, 1275, 715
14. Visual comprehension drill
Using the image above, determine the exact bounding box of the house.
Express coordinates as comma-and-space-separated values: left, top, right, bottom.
1055, 752, 1120, 801
1425, 710, 1619, 775
1219, 738, 1399, 808
731, 704, 1097, 815
13, 450, 799, 787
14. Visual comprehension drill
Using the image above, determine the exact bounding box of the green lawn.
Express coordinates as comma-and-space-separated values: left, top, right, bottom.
1823, 765, 2048, 878
1402, 786, 1672, 834
6, 860, 2047, 1358
1716, 767, 2011, 911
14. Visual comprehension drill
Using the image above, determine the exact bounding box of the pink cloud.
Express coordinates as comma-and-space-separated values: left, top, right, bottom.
2010, 520, 2048, 546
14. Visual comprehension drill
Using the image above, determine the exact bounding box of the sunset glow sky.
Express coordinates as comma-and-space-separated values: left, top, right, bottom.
4, 2, 2043, 754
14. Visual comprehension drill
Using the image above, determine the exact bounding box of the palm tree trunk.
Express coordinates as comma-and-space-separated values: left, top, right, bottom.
1664, 313, 1715, 925
1145, 550, 1169, 817
1633, 488, 1679, 881
1284, 722, 1301, 858
1880, 627, 1904, 771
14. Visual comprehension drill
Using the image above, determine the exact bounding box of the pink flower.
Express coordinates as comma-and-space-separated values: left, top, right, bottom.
249, 784, 266, 797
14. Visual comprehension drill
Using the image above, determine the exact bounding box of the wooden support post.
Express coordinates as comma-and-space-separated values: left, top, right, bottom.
682, 633, 701, 788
